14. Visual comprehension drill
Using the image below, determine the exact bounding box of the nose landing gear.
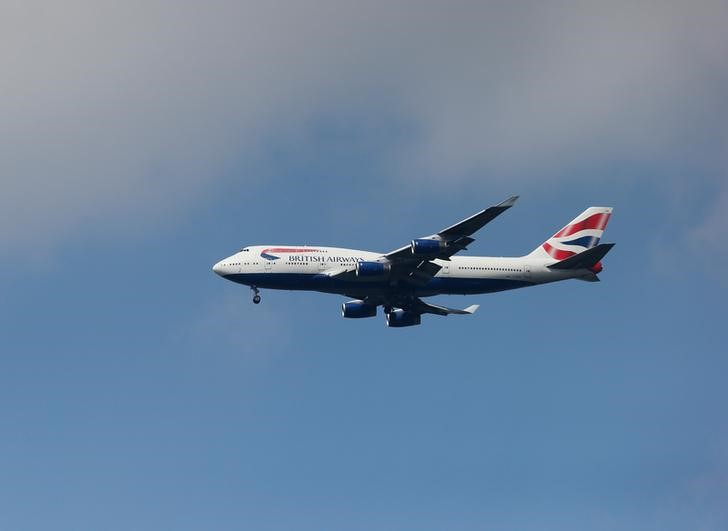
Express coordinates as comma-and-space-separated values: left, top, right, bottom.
251, 286, 261, 304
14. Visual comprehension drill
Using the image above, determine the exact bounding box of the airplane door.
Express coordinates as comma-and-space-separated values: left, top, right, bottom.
264, 260, 272, 272
441, 264, 450, 276
523, 264, 531, 280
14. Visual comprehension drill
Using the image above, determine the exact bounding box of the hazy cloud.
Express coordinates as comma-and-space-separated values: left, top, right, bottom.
2, 1, 727, 254
176, 289, 294, 365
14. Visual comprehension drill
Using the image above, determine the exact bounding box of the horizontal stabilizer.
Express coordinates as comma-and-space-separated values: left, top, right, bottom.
548, 243, 615, 270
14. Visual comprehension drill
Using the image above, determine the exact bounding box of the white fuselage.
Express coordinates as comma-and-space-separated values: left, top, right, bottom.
212, 245, 582, 297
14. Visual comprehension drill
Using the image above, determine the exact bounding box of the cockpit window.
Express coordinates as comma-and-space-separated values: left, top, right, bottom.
237, 248, 250, 252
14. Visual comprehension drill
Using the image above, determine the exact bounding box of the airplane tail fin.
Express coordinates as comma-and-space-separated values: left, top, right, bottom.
527, 206, 613, 261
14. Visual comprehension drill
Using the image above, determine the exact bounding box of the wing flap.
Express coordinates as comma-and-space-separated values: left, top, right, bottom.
403, 260, 443, 287
322, 266, 357, 278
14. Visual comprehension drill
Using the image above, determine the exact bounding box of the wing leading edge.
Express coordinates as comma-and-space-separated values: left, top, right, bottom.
384, 195, 519, 263
334, 196, 517, 322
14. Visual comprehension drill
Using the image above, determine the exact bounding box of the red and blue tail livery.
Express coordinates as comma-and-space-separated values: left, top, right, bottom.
532, 207, 613, 261
213, 198, 615, 327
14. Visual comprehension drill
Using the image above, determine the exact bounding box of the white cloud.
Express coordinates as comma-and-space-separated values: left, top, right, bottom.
397, 2, 728, 182
1, 1, 727, 255
687, 174, 728, 281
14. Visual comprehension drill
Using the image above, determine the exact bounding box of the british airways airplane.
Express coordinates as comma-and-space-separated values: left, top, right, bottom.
212, 197, 614, 327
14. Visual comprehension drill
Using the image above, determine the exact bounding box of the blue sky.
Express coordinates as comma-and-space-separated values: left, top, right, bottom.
2, 2, 728, 530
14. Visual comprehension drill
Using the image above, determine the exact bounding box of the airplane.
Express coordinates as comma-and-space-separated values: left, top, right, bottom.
212, 196, 614, 327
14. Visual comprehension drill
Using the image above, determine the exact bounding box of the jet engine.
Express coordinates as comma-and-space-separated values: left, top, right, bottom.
411, 238, 447, 255
342, 300, 377, 318
356, 261, 391, 278
385, 309, 422, 327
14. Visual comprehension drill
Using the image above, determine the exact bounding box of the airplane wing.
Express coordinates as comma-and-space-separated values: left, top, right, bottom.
407, 298, 480, 316
382, 195, 518, 285
384, 195, 518, 263
344, 294, 480, 317
327, 196, 518, 286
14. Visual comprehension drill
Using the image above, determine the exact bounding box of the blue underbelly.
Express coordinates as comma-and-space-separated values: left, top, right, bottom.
224, 273, 532, 296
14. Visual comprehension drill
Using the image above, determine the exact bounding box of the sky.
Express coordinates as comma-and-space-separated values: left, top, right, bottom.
1, 1, 728, 529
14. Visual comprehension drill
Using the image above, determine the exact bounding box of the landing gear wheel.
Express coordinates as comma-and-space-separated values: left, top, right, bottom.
253, 294, 261, 304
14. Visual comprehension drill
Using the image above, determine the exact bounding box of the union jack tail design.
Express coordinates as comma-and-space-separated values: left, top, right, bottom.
528, 207, 613, 261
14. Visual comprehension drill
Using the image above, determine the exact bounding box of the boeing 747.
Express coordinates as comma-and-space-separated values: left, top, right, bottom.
212, 197, 614, 327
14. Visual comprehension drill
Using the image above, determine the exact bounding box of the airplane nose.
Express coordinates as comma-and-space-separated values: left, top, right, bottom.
212, 261, 225, 276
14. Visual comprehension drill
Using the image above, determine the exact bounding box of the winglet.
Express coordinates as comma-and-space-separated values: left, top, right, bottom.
498, 195, 519, 208
438, 195, 520, 239
463, 304, 480, 314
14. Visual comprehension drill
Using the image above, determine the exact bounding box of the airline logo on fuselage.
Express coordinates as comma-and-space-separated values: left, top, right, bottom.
260, 247, 318, 261
260, 247, 365, 263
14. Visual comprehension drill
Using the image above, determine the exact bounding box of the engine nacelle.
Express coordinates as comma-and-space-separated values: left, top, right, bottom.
356, 261, 391, 278
411, 238, 447, 255
342, 300, 377, 319
385, 309, 422, 327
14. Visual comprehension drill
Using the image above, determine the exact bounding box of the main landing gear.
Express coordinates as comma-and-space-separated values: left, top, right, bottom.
251, 286, 261, 304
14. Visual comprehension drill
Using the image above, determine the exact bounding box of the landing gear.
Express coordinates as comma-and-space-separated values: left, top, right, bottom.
251, 286, 261, 304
